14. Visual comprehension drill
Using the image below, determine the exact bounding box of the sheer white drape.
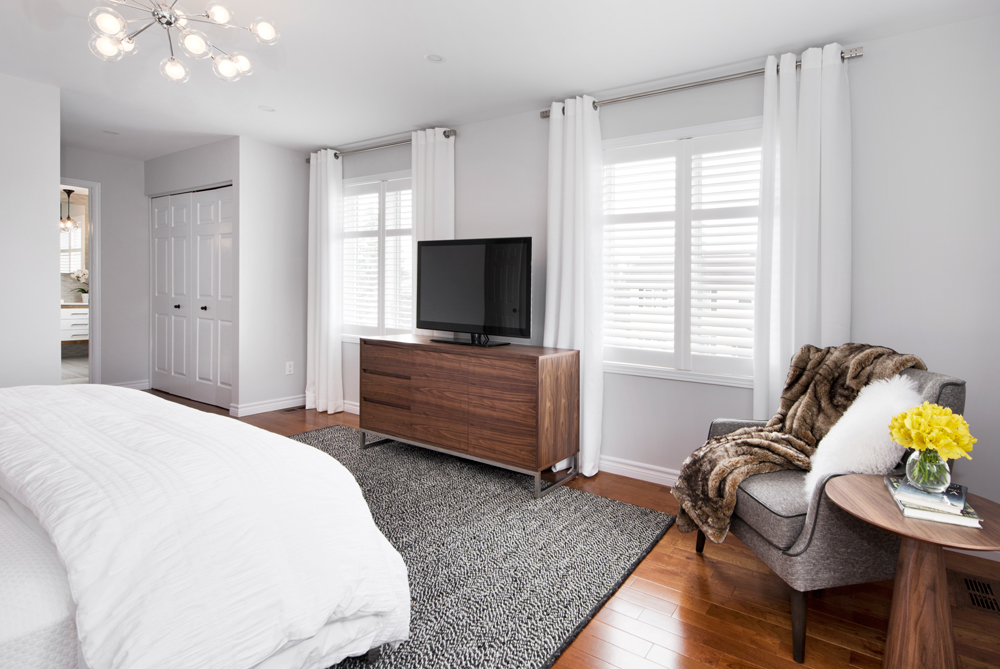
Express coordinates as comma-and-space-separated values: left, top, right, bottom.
543, 96, 605, 476
754, 44, 853, 418
411, 128, 455, 332
305, 149, 345, 414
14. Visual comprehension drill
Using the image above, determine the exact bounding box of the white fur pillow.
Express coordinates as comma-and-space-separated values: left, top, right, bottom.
803, 375, 922, 500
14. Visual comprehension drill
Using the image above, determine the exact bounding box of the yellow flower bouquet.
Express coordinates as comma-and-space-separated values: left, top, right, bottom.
889, 402, 976, 493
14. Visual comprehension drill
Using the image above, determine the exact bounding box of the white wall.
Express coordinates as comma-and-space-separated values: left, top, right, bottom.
0, 73, 61, 388
236, 137, 310, 409
850, 14, 1000, 503
144, 137, 239, 197
61, 146, 149, 387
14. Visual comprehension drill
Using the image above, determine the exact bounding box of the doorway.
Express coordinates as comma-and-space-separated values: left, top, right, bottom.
59, 178, 101, 384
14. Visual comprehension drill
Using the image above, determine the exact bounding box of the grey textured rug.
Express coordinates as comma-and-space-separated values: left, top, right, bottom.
291, 426, 674, 669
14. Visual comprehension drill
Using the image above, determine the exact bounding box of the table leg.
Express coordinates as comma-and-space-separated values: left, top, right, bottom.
884, 537, 957, 669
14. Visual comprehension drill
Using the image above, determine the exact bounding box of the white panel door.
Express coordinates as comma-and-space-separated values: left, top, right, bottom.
150, 187, 234, 409
188, 187, 234, 408
150, 193, 192, 396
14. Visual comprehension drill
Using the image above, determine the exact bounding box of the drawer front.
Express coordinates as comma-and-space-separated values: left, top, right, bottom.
61, 332, 90, 342
61, 309, 89, 322
360, 371, 411, 409
360, 342, 412, 377
360, 398, 411, 436
468, 358, 538, 469
409, 352, 469, 452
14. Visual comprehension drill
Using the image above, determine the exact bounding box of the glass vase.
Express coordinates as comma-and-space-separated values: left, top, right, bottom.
905, 449, 951, 494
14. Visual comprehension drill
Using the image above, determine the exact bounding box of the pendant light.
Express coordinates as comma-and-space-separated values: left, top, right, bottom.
61, 189, 79, 232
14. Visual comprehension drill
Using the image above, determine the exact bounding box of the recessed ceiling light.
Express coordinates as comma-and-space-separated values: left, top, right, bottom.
102, 130, 120, 135
424, 54, 445, 63
258, 105, 276, 112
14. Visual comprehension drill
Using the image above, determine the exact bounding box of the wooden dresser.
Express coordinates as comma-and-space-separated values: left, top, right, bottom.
359, 335, 580, 497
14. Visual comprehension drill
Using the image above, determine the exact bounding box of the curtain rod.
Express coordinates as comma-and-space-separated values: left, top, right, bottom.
539, 47, 863, 118
306, 129, 457, 163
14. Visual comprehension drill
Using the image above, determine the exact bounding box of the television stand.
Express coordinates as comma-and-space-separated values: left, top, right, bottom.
430, 333, 510, 347
359, 335, 580, 498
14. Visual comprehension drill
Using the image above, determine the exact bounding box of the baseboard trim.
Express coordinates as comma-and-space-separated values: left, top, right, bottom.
229, 394, 306, 418
599, 455, 679, 488
344, 400, 360, 415
108, 380, 151, 391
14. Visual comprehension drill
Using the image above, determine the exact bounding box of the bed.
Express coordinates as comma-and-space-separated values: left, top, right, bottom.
0, 384, 410, 669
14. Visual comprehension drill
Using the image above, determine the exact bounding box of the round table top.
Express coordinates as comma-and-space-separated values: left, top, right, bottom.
826, 474, 1000, 552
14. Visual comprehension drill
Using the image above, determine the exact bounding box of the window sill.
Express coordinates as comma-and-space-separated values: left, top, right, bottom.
603, 361, 753, 389
342, 334, 362, 344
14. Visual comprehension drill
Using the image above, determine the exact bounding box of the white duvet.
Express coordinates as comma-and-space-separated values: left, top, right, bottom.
0, 385, 409, 669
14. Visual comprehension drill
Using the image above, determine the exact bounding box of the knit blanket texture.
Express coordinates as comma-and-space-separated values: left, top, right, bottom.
671, 343, 926, 543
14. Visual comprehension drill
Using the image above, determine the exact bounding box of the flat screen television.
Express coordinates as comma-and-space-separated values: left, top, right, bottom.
417, 237, 531, 347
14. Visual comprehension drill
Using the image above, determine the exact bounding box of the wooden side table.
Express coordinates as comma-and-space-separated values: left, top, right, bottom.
826, 474, 1000, 669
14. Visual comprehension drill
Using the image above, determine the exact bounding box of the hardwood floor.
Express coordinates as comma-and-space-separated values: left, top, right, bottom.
152, 391, 1000, 669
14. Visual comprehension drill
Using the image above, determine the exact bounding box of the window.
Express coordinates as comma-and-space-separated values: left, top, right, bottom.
60, 227, 85, 273
602, 124, 762, 382
343, 174, 413, 336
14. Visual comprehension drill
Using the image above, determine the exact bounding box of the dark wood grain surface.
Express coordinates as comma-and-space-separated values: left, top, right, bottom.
826, 474, 1000, 551
359, 337, 579, 473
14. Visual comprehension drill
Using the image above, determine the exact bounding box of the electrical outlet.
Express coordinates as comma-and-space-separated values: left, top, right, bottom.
285, 361, 294, 375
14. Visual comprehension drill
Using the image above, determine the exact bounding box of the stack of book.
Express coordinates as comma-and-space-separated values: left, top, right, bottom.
883, 476, 983, 528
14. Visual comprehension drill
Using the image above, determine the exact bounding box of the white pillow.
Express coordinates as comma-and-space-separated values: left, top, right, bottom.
803, 375, 922, 501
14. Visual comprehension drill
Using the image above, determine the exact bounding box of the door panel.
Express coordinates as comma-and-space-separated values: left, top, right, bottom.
150, 187, 234, 409
410, 352, 468, 452
468, 358, 538, 468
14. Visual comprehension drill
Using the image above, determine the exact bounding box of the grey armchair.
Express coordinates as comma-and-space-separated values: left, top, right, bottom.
696, 367, 966, 663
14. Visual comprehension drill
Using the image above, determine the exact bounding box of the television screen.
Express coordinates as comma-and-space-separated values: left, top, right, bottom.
417, 237, 531, 338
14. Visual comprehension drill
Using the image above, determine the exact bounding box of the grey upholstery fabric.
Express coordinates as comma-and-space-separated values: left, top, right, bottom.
706, 418, 765, 440
734, 470, 809, 550
711, 369, 966, 592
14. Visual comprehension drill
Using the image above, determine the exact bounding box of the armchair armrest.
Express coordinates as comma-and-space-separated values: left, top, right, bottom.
708, 418, 767, 440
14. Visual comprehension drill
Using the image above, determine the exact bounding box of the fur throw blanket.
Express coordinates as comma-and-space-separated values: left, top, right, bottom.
672, 343, 926, 543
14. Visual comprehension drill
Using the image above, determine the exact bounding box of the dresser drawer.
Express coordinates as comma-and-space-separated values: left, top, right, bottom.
360, 398, 411, 436
360, 371, 411, 409
61, 309, 89, 323
360, 342, 412, 377
61, 330, 90, 341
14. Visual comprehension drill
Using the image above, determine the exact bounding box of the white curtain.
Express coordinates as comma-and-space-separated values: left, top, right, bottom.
543, 96, 605, 477
754, 44, 853, 418
411, 128, 456, 332
305, 149, 345, 414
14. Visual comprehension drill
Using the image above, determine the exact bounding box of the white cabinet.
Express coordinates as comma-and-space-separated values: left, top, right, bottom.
61, 306, 89, 342
150, 187, 235, 409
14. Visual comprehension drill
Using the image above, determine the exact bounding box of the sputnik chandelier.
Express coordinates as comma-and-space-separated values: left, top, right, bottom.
87, 1, 278, 83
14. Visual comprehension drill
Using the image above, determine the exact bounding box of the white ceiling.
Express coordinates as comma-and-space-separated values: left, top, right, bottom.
2, 0, 997, 161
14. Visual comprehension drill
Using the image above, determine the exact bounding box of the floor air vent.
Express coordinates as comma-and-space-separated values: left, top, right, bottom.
950, 571, 1000, 615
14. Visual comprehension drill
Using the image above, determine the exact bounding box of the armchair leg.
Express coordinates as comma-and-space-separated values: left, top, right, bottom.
695, 529, 706, 554
791, 589, 807, 663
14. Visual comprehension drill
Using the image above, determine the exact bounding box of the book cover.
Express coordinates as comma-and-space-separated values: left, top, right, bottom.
883, 477, 982, 528
891, 477, 967, 515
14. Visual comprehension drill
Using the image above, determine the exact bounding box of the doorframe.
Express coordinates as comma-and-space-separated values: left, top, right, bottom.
61, 177, 101, 385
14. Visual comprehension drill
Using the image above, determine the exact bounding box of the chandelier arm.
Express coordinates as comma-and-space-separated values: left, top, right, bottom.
176, 16, 234, 28
128, 20, 157, 41
117, 1, 156, 12
209, 43, 231, 57
166, 26, 175, 59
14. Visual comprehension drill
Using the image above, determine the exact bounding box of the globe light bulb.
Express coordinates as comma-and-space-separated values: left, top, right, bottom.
205, 3, 231, 23
89, 33, 124, 62
250, 18, 278, 45
231, 52, 252, 75
179, 30, 212, 59
212, 55, 241, 82
88, 7, 126, 36
160, 57, 190, 84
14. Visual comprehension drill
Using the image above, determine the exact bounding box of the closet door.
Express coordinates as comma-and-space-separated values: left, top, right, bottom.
150, 187, 234, 409
188, 187, 235, 407
151, 193, 192, 396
